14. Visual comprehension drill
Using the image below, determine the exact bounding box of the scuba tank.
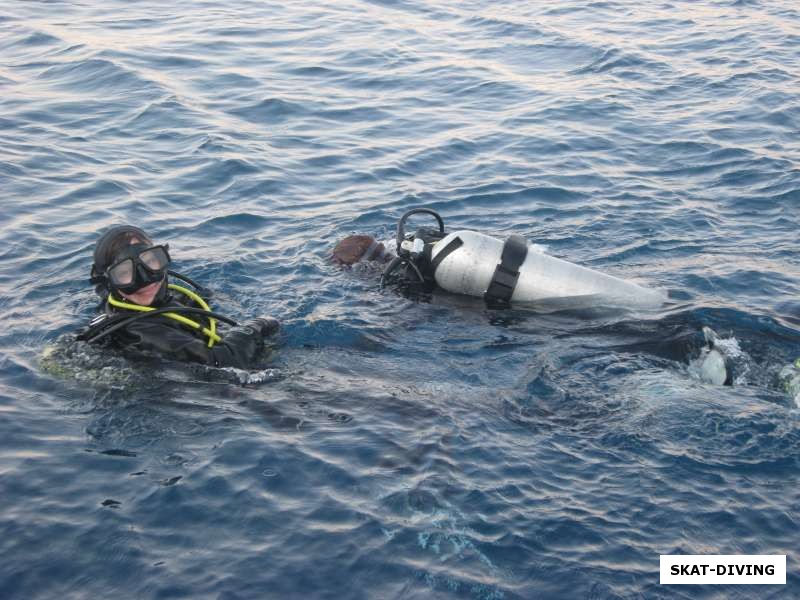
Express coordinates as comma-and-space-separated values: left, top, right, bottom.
382, 208, 667, 308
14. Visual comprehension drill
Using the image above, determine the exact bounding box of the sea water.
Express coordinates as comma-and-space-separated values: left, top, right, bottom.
1, 1, 799, 598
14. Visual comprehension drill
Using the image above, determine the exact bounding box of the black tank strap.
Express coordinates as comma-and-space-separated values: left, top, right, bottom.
484, 234, 528, 305
429, 236, 463, 275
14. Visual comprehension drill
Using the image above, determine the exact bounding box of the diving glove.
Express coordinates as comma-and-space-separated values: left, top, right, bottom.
251, 317, 280, 338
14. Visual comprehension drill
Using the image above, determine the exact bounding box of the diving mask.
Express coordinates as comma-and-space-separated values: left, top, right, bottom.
106, 244, 171, 294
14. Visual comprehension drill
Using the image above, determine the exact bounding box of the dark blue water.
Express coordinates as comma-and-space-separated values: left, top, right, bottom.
2, 1, 799, 598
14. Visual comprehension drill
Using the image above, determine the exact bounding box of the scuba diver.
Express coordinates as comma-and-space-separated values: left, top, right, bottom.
333, 208, 667, 308
333, 209, 800, 405
77, 225, 279, 369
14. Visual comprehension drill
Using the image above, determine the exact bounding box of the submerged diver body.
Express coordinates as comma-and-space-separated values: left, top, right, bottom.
333, 208, 667, 308
333, 209, 799, 405
78, 225, 278, 370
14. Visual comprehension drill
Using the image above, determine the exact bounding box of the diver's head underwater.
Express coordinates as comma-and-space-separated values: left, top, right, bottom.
332, 235, 391, 267
79, 224, 279, 370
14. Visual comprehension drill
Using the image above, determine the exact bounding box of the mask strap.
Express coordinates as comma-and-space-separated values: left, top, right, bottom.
362, 239, 384, 262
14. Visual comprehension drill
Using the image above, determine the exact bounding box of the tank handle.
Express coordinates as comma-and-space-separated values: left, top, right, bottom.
396, 208, 445, 248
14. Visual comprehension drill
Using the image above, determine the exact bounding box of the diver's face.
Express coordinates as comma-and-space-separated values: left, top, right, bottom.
120, 279, 163, 306
116, 237, 164, 306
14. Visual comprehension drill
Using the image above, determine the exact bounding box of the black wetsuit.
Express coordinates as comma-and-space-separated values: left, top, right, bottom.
85, 290, 277, 369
